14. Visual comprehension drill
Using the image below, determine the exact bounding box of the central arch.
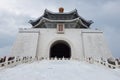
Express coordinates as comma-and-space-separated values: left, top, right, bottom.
50, 40, 71, 59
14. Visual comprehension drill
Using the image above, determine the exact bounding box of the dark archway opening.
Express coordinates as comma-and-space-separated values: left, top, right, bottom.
50, 41, 71, 59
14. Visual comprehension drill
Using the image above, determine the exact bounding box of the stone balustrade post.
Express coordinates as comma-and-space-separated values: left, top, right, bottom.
5, 56, 8, 68
105, 59, 108, 67
115, 60, 118, 68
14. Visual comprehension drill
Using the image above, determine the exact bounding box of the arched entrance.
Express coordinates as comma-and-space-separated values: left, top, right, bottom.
50, 40, 71, 59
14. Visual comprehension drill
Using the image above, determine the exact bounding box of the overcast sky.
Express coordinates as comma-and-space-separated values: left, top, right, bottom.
0, 0, 120, 57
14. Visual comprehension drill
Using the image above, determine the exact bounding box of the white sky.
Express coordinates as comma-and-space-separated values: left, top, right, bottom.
0, 0, 120, 57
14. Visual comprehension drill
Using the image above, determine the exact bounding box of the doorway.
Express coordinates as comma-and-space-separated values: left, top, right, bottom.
50, 40, 71, 59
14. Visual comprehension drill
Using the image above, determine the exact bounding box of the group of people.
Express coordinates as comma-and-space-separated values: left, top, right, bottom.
0, 56, 15, 63
107, 57, 120, 65
86, 57, 120, 66
0, 56, 6, 63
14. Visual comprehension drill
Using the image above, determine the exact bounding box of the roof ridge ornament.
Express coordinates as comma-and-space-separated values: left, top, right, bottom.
59, 7, 64, 13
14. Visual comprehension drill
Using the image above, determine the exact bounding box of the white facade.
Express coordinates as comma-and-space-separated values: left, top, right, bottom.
11, 28, 112, 60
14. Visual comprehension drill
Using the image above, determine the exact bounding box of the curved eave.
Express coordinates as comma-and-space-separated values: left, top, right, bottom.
77, 13, 93, 26
29, 17, 42, 26
29, 9, 79, 26
44, 9, 93, 26
29, 9, 93, 26
33, 17, 89, 28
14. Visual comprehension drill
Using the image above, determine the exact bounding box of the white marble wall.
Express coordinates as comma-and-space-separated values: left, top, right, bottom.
82, 31, 112, 58
11, 28, 112, 59
37, 29, 84, 60
11, 31, 39, 58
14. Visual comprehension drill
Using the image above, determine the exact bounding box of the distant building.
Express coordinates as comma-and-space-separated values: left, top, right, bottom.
11, 8, 112, 60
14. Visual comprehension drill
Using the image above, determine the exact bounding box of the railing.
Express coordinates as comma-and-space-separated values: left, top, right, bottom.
0, 56, 35, 69
0, 56, 120, 69
85, 57, 120, 69
0, 57, 75, 69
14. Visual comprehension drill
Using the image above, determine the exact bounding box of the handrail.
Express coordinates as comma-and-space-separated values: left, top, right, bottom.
0, 56, 120, 69
84, 57, 120, 69
0, 56, 35, 69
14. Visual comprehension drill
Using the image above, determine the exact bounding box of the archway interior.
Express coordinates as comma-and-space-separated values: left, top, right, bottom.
50, 41, 71, 59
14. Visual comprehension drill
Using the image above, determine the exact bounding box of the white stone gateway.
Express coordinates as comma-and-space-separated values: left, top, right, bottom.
11, 8, 113, 60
